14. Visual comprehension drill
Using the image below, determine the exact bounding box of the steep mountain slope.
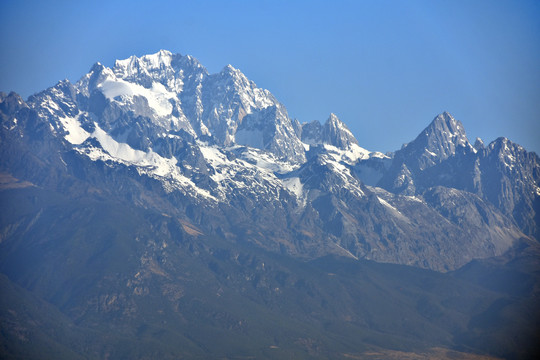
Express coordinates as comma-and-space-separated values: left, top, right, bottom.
1, 182, 538, 359
299, 113, 360, 150
1, 51, 538, 272
374, 112, 540, 240
1, 50, 539, 359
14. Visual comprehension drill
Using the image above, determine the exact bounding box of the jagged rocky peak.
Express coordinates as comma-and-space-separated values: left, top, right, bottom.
43, 50, 306, 162
423, 111, 470, 151
26, 79, 81, 121
479, 136, 540, 238
206, 63, 276, 110
110, 50, 208, 92
474, 137, 485, 151
486, 137, 531, 171
113, 50, 173, 77
0, 91, 28, 115
234, 103, 306, 162
209, 63, 255, 96
1, 49, 538, 276
300, 113, 360, 150
221, 63, 242, 77
116, 49, 174, 70
76, 62, 116, 96
398, 111, 472, 171
114, 50, 172, 79
321, 113, 359, 149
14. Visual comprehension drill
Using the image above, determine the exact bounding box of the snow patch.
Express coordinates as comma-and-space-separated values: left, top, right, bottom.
77, 123, 216, 201
58, 115, 90, 144
99, 79, 175, 117
322, 143, 385, 165
377, 196, 410, 223
241, 148, 297, 174
199, 144, 229, 167
282, 177, 303, 198
354, 163, 383, 186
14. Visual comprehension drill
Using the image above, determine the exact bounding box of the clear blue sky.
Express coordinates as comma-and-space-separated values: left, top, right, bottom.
1, 0, 539, 154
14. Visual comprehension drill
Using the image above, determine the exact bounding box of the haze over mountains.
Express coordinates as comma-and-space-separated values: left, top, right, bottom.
1, 50, 539, 359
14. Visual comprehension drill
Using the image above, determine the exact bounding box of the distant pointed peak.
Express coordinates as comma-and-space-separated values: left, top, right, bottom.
113, 55, 137, 70
182, 54, 200, 65
221, 64, 240, 75
87, 61, 114, 78
402, 112, 472, 170
321, 113, 359, 148
326, 113, 340, 123
474, 137, 484, 151
431, 111, 457, 126
425, 111, 467, 139
324, 113, 348, 130
90, 62, 106, 73
489, 137, 512, 150
487, 137, 528, 160
0, 91, 25, 104
50, 79, 75, 94
218, 64, 251, 86
156, 49, 173, 56
441, 110, 453, 118
0, 91, 28, 113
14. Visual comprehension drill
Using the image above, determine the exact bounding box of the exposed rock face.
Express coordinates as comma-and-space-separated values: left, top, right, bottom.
74, 50, 305, 162
1, 50, 539, 360
1, 51, 538, 273
300, 113, 359, 150
300, 120, 322, 145
321, 113, 359, 149
401, 111, 472, 171
374, 112, 540, 241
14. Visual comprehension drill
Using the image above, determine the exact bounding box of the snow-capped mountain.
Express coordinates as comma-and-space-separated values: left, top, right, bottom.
2, 50, 540, 360
298, 113, 360, 150
1, 50, 539, 272
400, 111, 472, 170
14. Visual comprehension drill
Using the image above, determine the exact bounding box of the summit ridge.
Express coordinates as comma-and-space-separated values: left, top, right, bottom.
1, 50, 539, 271
1, 50, 540, 359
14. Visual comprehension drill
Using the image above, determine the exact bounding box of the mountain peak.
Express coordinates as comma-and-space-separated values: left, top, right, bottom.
114, 49, 174, 70
396, 112, 472, 171
139, 49, 174, 67
474, 137, 485, 151
214, 64, 250, 87
428, 111, 464, 135
221, 64, 239, 75
0, 91, 27, 115
299, 114, 360, 149
178, 54, 205, 70
328, 112, 339, 121
321, 113, 359, 149
89, 62, 106, 73
423, 111, 469, 148
111, 50, 181, 86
